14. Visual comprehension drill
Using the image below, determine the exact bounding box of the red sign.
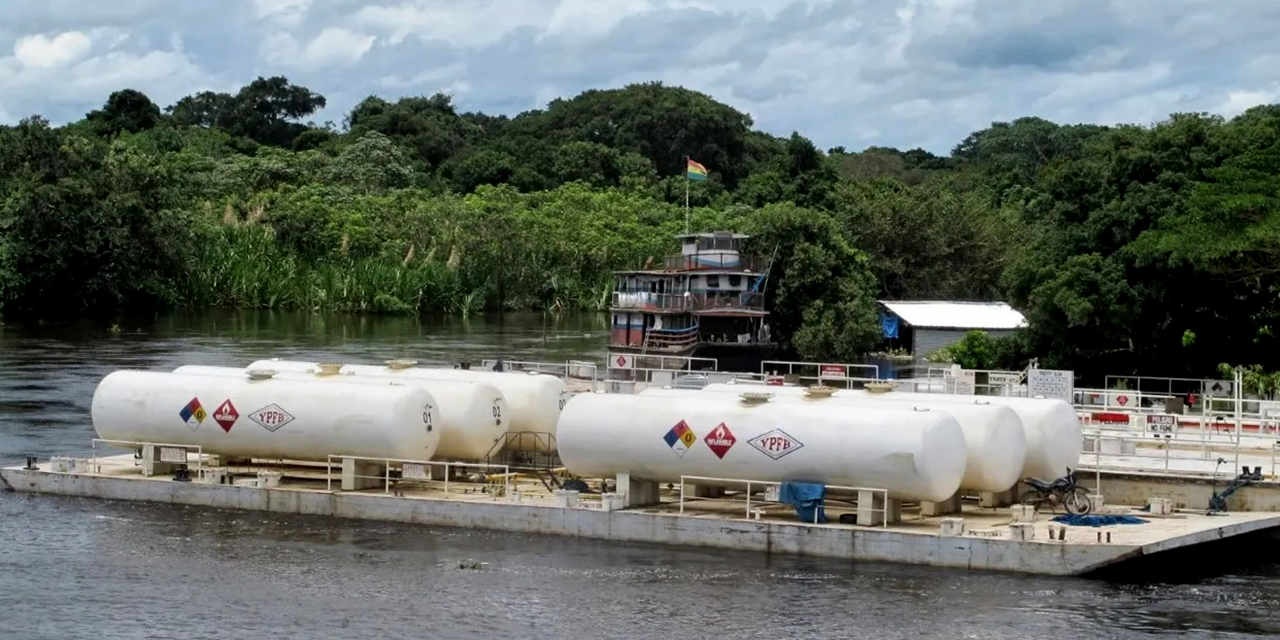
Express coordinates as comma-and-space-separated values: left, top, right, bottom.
213, 399, 239, 433
1115, 394, 1130, 407
766, 377, 784, 386
703, 422, 737, 459
614, 354, 630, 368
820, 364, 845, 378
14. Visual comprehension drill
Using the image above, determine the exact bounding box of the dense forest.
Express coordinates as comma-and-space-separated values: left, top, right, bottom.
0, 76, 1277, 384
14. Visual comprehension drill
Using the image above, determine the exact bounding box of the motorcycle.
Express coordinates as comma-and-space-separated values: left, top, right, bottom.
1019, 468, 1093, 515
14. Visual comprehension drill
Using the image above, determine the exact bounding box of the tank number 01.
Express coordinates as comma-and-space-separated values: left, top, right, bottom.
422, 409, 433, 427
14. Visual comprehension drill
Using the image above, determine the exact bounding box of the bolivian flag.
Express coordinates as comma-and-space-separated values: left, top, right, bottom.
687, 158, 708, 181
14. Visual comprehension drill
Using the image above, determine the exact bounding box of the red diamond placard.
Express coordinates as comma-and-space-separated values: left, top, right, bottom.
615, 354, 629, 368
1116, 395, 1129, 407
213, 399, 239, 433
704, 422, 737, 459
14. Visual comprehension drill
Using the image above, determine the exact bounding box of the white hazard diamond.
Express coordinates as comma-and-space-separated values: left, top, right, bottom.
248, 404, 295, 432
747, 429, 803, 460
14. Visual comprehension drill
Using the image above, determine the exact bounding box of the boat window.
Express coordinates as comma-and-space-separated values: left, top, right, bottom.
706, 275, 720, 289
728, 275, 742, 288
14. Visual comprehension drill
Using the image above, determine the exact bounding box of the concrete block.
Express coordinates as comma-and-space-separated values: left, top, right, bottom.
616, 473, 660, 507
600, 493, 624, 512
1010, 504, 1036, 523
1009, 523, 1035, 541
1047, 524, 1067, 541
939, 517, 965, 537
1089, 494, 1105, 509
856, 490, 901, 526
256, 471, 282, 489
1148, 497, 1172, 515
196, 468, 228, 485
981, 487, 1017, 508
921, 493, 961, 516
341, 458, 383, 491
553, 490, 580, 508
686, 484, 725, 499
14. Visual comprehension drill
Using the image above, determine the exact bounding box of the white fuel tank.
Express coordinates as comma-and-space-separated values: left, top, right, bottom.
172, 365, 507, 461
701, 383, 1080, 480
557, 392, 967, 502
247, 360, 568, 440
642, 387, 1026, 493
91, 370, 440, 462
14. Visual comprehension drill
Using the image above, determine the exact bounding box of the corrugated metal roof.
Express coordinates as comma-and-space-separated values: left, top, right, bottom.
878, 300, 1027, 330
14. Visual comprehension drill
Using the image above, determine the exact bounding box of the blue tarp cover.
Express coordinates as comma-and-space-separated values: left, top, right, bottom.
880, 313, 900, 339
779, 482, 827, 523
1050, 514, 1149, 527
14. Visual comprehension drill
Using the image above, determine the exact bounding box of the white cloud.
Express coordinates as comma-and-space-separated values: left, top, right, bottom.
252, 0, 313, 26
352, 1, 552, 47
261, 27, 375, 70
4, 0, 1280, 151
13, 31, 92, 68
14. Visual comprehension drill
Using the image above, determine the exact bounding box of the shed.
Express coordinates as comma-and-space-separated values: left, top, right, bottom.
878, 300, 1027, 361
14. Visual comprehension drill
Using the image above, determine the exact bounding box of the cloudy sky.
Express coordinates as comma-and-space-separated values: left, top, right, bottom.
1, 0, 1277, 153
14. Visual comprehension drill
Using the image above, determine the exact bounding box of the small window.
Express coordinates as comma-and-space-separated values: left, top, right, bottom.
728, 275, 742, 288
706, 275, 720, 289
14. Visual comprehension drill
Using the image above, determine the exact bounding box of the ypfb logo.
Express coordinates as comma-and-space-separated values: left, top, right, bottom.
748, 429, 803, 460
249, 404, 295, 432
703, 422, 737, 459
662, 420, 697, 457
179, 398, 207, 430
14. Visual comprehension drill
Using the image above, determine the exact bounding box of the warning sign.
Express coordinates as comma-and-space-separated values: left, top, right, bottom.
611, 353, 633, 369
662, 420, 697, 457
179, 398, 207, 430
213, 399, 239, 433
703, 422, 737, 459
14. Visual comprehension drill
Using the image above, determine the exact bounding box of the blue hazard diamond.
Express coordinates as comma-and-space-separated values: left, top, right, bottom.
663, 420, 697, 457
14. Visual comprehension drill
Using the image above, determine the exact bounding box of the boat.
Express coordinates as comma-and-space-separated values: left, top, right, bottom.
607, 231, 778, 375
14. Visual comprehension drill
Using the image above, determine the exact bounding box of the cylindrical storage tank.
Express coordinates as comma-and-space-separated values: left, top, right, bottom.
172, 365, 507, 461
91, 370, 441, 462
557, 392, 967, 502
246, 359, 568, 439
700, 383, 1080, 480
641, 387, 1026, 493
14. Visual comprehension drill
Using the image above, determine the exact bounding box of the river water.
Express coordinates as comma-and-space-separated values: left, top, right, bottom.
1, 312, 1278, 639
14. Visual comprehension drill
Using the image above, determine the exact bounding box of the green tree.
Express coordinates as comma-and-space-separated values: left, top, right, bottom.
86, 89, 163, 136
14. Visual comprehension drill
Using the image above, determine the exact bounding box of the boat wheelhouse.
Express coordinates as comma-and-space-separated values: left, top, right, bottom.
608, 231, 777, 373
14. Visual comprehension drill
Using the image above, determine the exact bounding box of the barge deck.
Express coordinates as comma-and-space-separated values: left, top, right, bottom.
5, 454, 1278, 577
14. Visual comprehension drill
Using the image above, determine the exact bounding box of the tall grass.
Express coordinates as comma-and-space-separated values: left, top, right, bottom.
184, 224, 481, 315
180, 222, 620, 316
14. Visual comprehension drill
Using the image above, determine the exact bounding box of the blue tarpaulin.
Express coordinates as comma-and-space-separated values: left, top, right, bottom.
778, 482, 827, 523
880, 313, 900, 339
1050, 514, 1149, 527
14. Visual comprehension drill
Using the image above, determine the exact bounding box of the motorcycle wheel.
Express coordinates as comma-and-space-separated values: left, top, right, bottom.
1064, 487, 1093, 515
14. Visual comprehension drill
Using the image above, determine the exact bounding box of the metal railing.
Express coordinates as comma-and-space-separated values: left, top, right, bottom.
611, 291, 766, 312
759, 360, 881, 388
91, 439, 205, 474
326, 455, 514, 498
479, 359, 601, 391
1078, 424, 1280, 482
660, 252, 769, 272
676, 475, 890, 527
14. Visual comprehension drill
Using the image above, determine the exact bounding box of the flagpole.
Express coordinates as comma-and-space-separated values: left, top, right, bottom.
684, 155, 690, 234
